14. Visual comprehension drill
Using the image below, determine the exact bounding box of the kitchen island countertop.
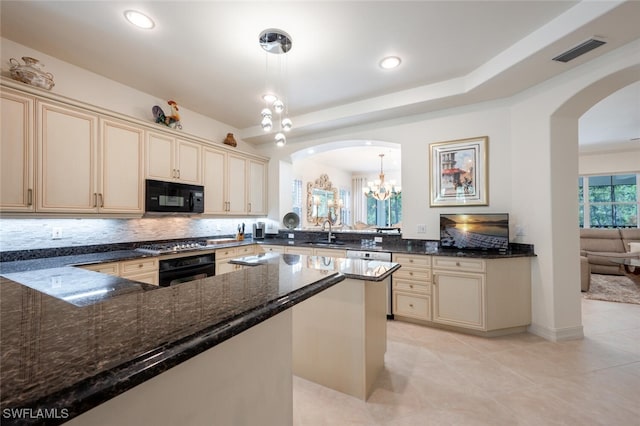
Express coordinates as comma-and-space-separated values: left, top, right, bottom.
231, 252, 401, 281
0, 254, 344, 424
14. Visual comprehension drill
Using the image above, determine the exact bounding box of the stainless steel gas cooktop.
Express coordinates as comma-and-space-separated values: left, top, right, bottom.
136, 241, 207, 255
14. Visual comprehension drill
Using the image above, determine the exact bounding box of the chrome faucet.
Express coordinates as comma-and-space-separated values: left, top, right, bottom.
321, 219, 334, 243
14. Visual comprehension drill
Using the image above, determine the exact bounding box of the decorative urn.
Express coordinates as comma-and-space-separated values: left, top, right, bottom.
9, 56, 55, 90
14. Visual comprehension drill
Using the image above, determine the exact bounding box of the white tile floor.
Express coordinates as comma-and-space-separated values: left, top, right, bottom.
293, 299, 640, 425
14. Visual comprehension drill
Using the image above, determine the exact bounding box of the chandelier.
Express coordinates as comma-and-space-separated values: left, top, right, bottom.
363, 154, 401, 201
259, 29, 293, 147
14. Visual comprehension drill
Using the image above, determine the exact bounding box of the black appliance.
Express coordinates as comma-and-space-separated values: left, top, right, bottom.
145, 179, 204, 214
158, 253, 215, 287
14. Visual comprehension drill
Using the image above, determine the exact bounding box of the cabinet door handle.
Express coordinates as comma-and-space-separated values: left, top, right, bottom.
93, 193, 98, 207
177, 169, 180, 179
27, 189, 33, 206
99, 193, 104, 207
248, 202, 251, 212
456, 262, 461, 267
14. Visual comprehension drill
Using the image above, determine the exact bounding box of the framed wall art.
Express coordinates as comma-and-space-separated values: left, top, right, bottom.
429, 136, 488, 207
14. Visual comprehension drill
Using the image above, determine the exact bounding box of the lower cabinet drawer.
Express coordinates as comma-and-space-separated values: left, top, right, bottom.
81, 262, 120, 276
394, 292, 431, 321
261, 245, 284, 253
393, 269, 431, 283
393, 279, 430, 294
215, 247, 238, 260
123, 271, 158, 286
235, 245, 255, 256
120, 258, 158, 274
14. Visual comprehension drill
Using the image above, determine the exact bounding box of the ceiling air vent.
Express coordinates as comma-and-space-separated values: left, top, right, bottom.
553, 38, 606, 63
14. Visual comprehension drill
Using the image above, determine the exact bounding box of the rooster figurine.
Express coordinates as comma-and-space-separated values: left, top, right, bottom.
152, 100, 182, 129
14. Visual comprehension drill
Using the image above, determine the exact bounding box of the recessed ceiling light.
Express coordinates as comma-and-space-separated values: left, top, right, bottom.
379, 56, 401, 70
262, 93, 278, 103
124, 10, 155, 29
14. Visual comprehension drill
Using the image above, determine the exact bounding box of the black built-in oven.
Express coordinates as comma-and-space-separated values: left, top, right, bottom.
145, 179, 204, 214
158, 253, 215, 287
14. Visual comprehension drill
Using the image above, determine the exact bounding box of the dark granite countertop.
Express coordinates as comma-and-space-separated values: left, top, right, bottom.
231, 253, 401, 282
0, 249, 152, 274
0, 257, 345, 424
256, 238, 536, 258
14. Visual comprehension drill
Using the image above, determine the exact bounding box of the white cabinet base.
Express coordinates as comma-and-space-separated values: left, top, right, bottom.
292, 277, 387, 400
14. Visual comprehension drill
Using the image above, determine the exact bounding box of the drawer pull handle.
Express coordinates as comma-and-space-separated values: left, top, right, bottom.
409, 272, 414, 276
409, 304, 414, 308
456, 262, 461, 267
409, 284, 414, 288
138, 264, 143, 268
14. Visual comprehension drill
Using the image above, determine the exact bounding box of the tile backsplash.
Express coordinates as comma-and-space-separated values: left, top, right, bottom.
0, 218, 273, 252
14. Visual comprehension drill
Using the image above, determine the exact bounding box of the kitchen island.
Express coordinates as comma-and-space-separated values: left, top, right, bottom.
0, 254, 344, 425
231, 253, 400, 400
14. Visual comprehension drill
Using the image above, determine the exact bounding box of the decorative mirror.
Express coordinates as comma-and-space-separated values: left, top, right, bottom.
306, 174, 339, 225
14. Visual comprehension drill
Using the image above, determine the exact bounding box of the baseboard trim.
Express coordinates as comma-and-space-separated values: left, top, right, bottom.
528, 323, 584, 341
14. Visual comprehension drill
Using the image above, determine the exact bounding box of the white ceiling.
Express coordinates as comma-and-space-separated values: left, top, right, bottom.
1, 1, 639, 171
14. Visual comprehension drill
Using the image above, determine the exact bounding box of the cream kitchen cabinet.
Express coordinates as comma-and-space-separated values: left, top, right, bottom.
392, 254, 432, 321
35, 101, 144, 213
215, 245, 257, 275
99, 118, 144, 213
259, 245, 285, 254
0, 88, 34, 212
202, 146, 268, 215
80, 262, 120, 276
146, 131, 201, 185
119, 258, 159, 285
432, 256, 531, 335
247, 158, 267, 215
36, 100, 99, 213
79, 257, 158, 285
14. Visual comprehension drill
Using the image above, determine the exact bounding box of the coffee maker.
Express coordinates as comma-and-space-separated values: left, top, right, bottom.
253, 222, 265, 239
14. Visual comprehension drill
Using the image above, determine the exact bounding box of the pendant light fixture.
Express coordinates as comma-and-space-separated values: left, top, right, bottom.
259, 29, 293, 147
363, 154, 401, 201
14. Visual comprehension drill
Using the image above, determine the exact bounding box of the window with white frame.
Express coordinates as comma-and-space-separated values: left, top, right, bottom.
579, 174, 639, 228
292, 179, 302, 219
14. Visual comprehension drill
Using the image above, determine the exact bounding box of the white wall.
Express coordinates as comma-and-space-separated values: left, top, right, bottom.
579, 150, 640, 175
1, 37, 259, 155
259, 40, 640, 341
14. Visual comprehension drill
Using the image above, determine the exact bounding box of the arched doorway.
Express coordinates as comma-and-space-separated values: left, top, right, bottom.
548, 65, 640, 337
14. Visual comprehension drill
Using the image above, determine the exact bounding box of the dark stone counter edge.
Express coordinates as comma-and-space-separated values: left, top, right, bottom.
0, 236, 535, 264
342, 263, 401, 281
3, 272, 346, 426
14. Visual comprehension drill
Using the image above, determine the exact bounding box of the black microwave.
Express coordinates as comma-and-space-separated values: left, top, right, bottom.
145, 179, 204, 214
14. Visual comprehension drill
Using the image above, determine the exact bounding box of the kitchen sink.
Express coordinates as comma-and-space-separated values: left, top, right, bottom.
302, 241, 346, 246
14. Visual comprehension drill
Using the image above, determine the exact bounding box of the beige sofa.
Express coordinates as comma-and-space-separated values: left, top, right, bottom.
580, 228, 640, 275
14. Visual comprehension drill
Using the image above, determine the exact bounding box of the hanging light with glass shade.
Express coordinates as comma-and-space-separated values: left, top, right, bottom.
363, 154, 402, 201
259, 29, 293, 146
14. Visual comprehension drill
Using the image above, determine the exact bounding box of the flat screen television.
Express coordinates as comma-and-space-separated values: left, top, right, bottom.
440, 213, 509, 252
